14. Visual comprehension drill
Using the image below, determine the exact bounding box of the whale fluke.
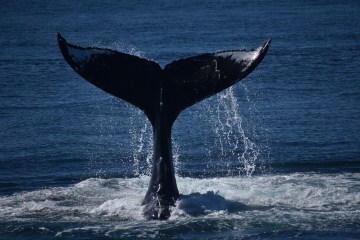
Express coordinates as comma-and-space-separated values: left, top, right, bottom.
57, 32, 270, 220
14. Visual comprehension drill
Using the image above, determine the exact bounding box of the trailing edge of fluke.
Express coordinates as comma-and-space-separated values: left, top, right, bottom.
57, 32, 270, 220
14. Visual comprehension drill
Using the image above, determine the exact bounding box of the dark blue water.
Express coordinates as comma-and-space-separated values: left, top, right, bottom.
1, 0, 359, 239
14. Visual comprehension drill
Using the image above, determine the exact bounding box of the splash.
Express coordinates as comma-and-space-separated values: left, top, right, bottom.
129, 110, 153, 177
212, 85, 260, 176
172, 139, 181, 170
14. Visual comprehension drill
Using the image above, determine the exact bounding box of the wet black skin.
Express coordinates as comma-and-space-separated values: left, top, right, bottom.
57, 32, 270, 220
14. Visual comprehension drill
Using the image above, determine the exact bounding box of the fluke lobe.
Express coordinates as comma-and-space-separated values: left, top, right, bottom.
56, 33, 270, 220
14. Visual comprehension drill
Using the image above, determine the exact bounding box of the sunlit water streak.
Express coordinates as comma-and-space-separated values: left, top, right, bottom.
213, 87, 260, 176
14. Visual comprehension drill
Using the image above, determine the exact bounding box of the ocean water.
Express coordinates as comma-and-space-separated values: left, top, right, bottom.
0, 0, 359, 239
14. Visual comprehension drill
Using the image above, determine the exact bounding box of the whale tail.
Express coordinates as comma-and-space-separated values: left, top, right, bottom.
57, 33, 270, 125
57, 32, 270, 219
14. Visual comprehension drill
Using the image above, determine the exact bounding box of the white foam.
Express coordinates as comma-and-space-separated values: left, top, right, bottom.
0, 173, 358, 225
171, 173, 360, 222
